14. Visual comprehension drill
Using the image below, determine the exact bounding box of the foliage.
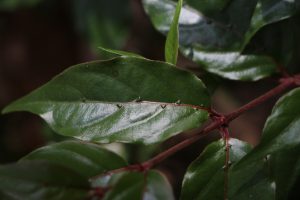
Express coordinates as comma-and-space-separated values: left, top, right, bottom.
1, 0, 300, 199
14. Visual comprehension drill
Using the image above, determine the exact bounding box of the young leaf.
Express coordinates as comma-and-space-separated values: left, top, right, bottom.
98, 46, 144, 58
164, 0, 182, 65
2, 57, 210, 144
0, 161, 89, 200
238, 88, 300, 166
181, 138, 275, 200
103, 171, 174, 200
22, 140, 127, 178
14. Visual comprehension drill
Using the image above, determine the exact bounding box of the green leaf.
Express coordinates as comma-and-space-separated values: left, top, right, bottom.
246, 15, 300, 76
181, 138, 275, 200
180, 49, 276, 81
0, 161, 89, 200
270, 145, 300, 200
103, 171, 174, 200
98, 46, 144, 58
71, 0, 131, 52
245, 0, 300, 46
2, 57, 210, 144
0, 0, 42, 11
22, 140, 127, 178
238, 88, 300, 166
165, 0, 182, 65
143, 0, 300, 80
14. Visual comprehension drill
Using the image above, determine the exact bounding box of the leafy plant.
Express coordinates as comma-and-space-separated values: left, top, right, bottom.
1, 0, 300, 199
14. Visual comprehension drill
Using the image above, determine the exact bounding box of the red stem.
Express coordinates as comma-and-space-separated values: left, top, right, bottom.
90, 76, 298, 181
225, 77, 295, 122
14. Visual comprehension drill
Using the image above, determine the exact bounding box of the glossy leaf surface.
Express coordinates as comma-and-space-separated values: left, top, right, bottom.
104, 171, 174, 200
180, 49, 276, 81
245, 0, 300, 44
165, 0, 182, 65
181, 138, 275, 200
143, 0, 300, 80
22, 140, 127, 178
0, 161, 89, 200
2, 57, 210, 144
239, 88, 300, 165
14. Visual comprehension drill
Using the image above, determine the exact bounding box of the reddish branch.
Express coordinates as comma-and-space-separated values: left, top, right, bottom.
90, 75, 299, 181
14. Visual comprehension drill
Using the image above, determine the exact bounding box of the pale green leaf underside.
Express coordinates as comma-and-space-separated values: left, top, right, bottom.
3, 57, 210, 144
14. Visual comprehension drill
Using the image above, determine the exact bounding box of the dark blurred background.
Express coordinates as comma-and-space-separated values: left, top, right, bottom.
0, 0, 284, 196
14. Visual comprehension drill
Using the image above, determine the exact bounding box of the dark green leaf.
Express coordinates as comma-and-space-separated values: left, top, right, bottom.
165, 0, 182, 65
0, 161, 89, 200
22, 140, 127, 178
98, 46, 144, 58
245, 15, 300, 75
238, 88, 300, 166
270, 145, 300, 200
71, 0, 131, 52
180, 49, 276, 81
2, 57, 210, 144
104, 171, 174, 200
143, 0, 300, 80
181, 138, 275, 200
245, 0, 300, 45
143, 0, 253, 50
0, 0, 42, 10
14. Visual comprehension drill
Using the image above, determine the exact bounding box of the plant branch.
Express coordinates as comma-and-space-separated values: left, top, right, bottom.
90, 76, 298, 181
225, 77, 295, 122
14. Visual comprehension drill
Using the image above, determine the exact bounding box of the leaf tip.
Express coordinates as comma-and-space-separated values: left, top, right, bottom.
1, 105, 12, 115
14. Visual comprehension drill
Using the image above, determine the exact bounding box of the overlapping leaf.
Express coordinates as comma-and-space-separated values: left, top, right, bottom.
180, 50, 276, 81
103, 171, 174, 200
143, 0, 300, 80
0, 161, 89, 200
22, 140, 127, 178
181, 138, 275, 200
2, 57, 210, 144
1, 141, 175, 200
